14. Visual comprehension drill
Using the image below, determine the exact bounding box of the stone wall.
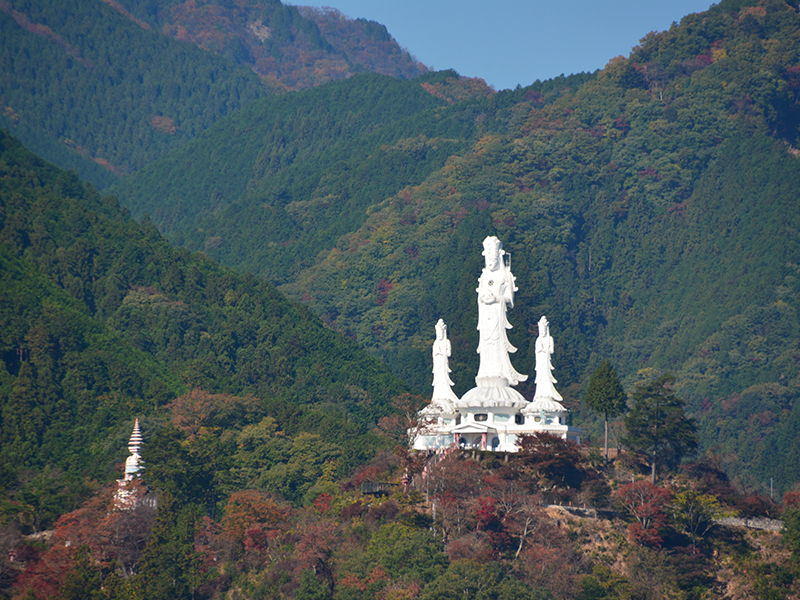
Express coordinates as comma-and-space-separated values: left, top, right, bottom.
715, 517, 783, 532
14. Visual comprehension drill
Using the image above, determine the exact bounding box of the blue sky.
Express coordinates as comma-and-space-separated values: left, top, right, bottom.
293, 1, 716, 90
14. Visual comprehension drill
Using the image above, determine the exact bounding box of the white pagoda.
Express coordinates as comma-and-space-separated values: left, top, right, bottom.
114, 418, 144, 508
412, 236, 581, 452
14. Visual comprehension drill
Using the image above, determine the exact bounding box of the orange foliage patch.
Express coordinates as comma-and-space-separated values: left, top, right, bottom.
0, 4, 92, 67
167, 389, 262, 439
222, 490, 287, 545
150, 115, 177, 135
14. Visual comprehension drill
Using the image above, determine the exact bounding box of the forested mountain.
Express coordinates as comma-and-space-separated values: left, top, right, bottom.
0, 0, 427, 189
298, 6, 427, 80
4, 0, 800, 597
112, 71, 492, 266
114, 0, 800, 493
113, 0, 427, 87
0, 130, 407, 530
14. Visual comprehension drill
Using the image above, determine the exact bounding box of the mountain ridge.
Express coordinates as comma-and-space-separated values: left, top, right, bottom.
0, 0, 430, 190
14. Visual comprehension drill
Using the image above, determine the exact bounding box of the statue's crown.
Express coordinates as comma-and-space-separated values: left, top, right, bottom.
538, 315, 549, 334
435, 318, 447, 334
482, 235, 503, 256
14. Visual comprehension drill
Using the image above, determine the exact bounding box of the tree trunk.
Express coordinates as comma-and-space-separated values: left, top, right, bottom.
514, 518, 531, 559
604, 414, 609, 461
651, 453, 657, 484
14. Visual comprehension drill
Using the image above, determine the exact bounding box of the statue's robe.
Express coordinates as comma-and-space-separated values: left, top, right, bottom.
476, 264, 527, 385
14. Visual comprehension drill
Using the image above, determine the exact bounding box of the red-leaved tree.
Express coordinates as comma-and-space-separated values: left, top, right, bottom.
375, 393, 429, 447
220, 490, 290, 566
614, 481, 672, 547
13, 483, 155, 598
516, 432, 584, 489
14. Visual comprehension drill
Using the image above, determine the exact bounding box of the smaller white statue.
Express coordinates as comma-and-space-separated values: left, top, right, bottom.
533, 316, 563, 401
432, 319, 459, 403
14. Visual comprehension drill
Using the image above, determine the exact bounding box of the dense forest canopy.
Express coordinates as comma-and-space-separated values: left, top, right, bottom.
113, 0, 427, 87
0, 0, 269, 182
111, 0, 800, 493
0, 0, 428, 190
0, 130, 408, 532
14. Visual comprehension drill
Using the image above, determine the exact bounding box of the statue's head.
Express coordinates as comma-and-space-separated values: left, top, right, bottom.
538, 316, 549, 337
482, 236, 503, 270
435, 318, 447, 340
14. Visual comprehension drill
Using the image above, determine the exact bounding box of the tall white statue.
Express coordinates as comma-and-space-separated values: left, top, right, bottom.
533, 316, 562, 401
432, 319, 459, 402
475, 236, 527, 386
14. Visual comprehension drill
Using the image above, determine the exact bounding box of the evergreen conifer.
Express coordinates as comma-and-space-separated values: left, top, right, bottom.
585, 360, 627, 461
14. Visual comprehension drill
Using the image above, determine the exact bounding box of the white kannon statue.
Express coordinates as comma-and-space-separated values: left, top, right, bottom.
476, 236, 527, 386
431, 318, 459, 402
533, 316, 563, 401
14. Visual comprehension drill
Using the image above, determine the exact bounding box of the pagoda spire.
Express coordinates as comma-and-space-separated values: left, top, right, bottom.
124, 418, 143, 481
128, 418, 142, 454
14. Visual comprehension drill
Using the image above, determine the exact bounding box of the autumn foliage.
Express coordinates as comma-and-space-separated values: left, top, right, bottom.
517, 432, 585, 488
12, 483, 155, 599
614, 481, 672, 548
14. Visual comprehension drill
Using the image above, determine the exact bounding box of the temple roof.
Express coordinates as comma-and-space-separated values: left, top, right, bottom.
523, 397, 568, 414
450, 422, 496, 434
456, 379, 528, 409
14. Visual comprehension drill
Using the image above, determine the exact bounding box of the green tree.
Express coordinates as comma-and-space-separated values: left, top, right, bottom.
142, 425, 232, 516
366, 523, 447, 583
578, 564, 635, 600
418, 559, 545, 600
585, 360, 627, 461
671, 489, 721, 551
785, 514, 800, 562
133, 495, 204, 600
58, 545, 103, 600
296, 569, 333, 600
623, 374, 697, 483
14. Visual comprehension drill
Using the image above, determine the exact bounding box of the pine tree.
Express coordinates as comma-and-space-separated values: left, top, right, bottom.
584, 360, 627, 461
58, 545, 103, 600
133, 495, 204, 600
623, 374, 698, 483
4, 362, 44, 466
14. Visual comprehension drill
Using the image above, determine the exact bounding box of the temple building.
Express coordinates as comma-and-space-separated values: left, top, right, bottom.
412, 236, 581, 452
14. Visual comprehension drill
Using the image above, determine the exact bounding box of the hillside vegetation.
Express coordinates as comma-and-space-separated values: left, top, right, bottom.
115, 0, 800, 492
0, 0, 427, 189
112, 70, 490, 269
7, 426, 800, 600
0, 131, 407, 532
114, 0, 427, 88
